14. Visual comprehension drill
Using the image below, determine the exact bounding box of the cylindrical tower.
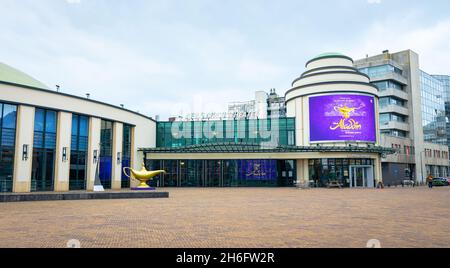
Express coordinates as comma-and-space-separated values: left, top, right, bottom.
286, 53, 382, 188
286, 52, 380, 147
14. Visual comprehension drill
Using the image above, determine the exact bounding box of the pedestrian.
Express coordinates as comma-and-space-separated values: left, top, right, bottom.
426, 174, 434, 189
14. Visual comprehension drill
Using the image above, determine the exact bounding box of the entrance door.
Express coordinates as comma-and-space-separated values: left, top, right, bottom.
205, 160, 221, 187
349, 166, 374, 188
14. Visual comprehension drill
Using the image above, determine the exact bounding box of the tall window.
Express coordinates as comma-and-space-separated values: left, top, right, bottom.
31, 109, 57, 192
121, 124, 132, 188
100, 120, 113, 189
0, 103, 17, 193
70, 114, 89, 190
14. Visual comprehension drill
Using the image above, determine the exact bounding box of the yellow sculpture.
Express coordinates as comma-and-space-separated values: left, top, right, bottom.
334, 105, 357, 119
123, 163, 166, 189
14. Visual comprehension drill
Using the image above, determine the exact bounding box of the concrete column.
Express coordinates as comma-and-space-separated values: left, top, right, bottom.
296, 98, 304, 146
296, 159, 309, 187
296, 159, 303, 185
408, 51, 426, 184
13, 105, 35, 193
111, 122, 123, 190
86, 117, 101, 191
302, 159, 309, 185
130, 126, 138, 189
374, 155, 382, 186
374, 98, 381, 146
302, 97, 310, 146
53, 112, 72, 192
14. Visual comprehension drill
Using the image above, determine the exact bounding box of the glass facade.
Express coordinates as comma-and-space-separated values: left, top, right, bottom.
100, 120, 113, 189
0, 103, 17, 193
121, 124, 132, 188
69, 114, 89, 190
31, 109, 57, 192
146, 159, 296, 187
309, 158, 375, 188
359, 64, 402, 78
157, 118, 295, 148
433, 75, 450, 149
420, 71, 447, 145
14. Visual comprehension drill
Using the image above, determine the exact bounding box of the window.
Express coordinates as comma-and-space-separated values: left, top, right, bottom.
379, 97, 405, 107
372, 80, 403, 91
381, 130, 407, 138
0, 103, 17, 193
380, 113, 407, 125
420, 71, 447, 145
359, 64, 403, 78
69, 114, 89, 190
121, 124, 133, 188
149, 159, 295, 187
99, 120, 113, 189
31, 109, 57, 192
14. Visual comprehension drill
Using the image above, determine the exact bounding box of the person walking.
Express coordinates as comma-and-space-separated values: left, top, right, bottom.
426, 174, 434, 189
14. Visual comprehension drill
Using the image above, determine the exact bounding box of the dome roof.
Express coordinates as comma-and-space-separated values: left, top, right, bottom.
305, 52, 354, 68
0, 62, 49, 90
313, 52, 348, 59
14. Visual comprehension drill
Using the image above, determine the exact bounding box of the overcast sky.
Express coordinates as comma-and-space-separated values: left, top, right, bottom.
1, 0, 449, 120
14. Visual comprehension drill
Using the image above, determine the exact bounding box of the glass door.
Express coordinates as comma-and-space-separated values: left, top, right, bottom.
205, 160, 221, 187
350, 166, 374, 188
355, 167, 365, 187
349, 166, 374, 188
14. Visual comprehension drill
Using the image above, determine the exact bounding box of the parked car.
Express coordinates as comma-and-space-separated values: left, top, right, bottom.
432, 178, 449, 187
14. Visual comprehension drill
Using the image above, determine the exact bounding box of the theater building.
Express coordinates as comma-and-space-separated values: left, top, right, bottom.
0, 53, 393, 193
0, 63, 155, 193
142, 53, 391, 188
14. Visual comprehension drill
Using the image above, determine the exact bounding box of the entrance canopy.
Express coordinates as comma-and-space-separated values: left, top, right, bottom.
139, 142, 395, 155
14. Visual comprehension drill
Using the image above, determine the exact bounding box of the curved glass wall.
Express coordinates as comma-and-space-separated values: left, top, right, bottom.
146, 159, 295, 187
121, 124, 132, 188
31, 109, 57, 192
0, 103, 17, 193
100, 120, 113, 189
69, 114, 88, 190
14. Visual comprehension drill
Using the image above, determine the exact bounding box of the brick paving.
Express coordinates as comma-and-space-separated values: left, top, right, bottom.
0, 187, 449, 248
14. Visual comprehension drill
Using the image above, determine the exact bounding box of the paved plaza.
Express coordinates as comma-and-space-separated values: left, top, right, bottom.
0, 187, 449, 248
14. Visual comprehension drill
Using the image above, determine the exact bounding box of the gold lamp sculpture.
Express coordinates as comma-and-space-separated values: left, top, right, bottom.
123, 163, 166, 190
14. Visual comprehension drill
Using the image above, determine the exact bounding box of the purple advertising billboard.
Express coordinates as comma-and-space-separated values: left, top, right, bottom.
238, 160, 277, 181
309, 94, 376, 143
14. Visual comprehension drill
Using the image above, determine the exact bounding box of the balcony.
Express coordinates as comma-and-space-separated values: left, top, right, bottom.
379, 88, 408, 101
380, 121, 410, 132
379, 105, 409, 116
383, 153, 416, 164
371, 72, 408, 85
